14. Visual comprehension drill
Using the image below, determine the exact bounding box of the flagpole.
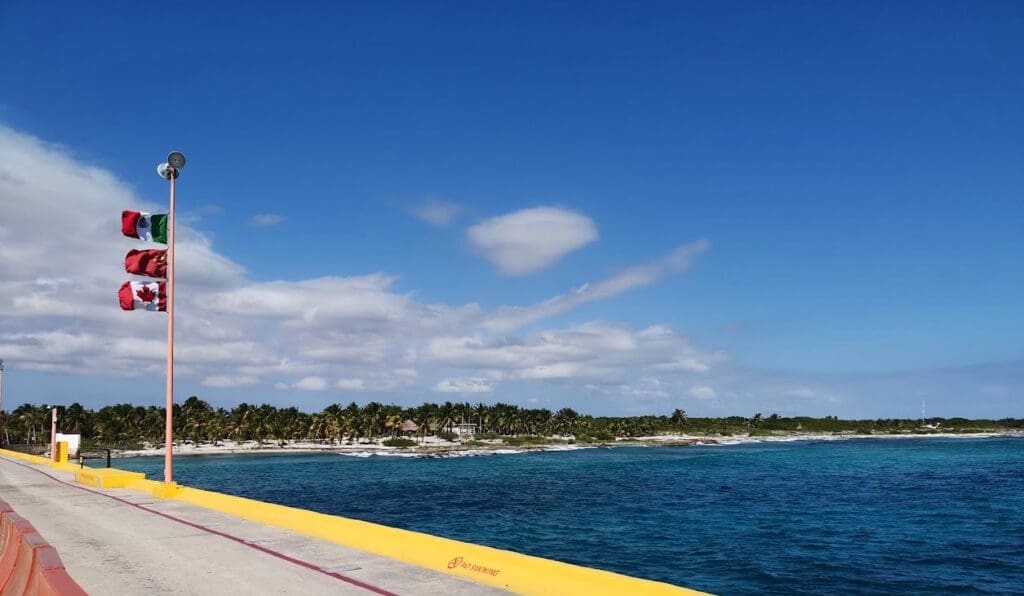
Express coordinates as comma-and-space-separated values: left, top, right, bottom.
165, 169, 175, 484
154, 151, 184, 486
0, 360, 5, 443
50, 407, 57, 462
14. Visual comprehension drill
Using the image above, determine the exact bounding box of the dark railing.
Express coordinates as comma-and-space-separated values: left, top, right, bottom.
79, 449, 111, 468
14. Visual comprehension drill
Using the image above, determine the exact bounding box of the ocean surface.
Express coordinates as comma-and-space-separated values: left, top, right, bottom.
112, 437, 1024, 594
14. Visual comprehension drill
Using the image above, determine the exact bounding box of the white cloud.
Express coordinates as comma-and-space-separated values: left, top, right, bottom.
411, 199, 461, 226
467, 206, 598, 275
433, 378, 495, 394
201, 375, 258, 388
690, 385, 717, 400
420, 322, 722, 385
336, 378, 368, 390
336, 369, 418, 392
0, 124, 719, 408
250, 213, 285, 227
292, 376, 329, 391
586, 377, 672, 401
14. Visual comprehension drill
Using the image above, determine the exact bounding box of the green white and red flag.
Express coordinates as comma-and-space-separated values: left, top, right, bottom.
124, 249, 167, 279
118, 281, 167, 311
122, 210, 168, 244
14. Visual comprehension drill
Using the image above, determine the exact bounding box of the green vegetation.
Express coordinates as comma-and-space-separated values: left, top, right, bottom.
1, 399, 1020, 450
503, 435, 564, 447
381, 437, 417, 448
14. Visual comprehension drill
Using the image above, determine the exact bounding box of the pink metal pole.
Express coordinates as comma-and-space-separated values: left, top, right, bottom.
164, 172, 176, 483
50, 407, 57, 462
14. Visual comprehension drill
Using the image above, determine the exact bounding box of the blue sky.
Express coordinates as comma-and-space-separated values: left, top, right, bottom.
0, 1, 1021, 417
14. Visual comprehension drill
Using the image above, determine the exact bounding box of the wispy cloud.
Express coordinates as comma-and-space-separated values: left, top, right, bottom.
411, 199, 461, 226
689, 385, 716, 400
201, 375, 258, 388
433, 377, 495, 393
420, 322, 722, 386
481, 240, 709, 333
468, 206, 598, 275
277, 376, 328, 391
250, 213, 285, 227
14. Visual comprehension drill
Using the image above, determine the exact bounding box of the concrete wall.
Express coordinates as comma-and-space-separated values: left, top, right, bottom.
54, 434, 80, 457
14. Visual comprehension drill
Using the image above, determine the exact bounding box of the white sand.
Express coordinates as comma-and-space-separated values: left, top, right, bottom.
105, 430, 1021, 459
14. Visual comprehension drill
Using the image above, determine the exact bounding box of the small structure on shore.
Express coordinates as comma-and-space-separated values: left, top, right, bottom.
400, 420, 419, 436
453, 422, 476, 437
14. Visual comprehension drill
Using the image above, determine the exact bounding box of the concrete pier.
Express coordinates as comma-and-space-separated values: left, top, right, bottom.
0, 455, 502, 595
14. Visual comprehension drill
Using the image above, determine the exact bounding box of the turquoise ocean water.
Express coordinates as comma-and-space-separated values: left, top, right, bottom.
112, 437, 1024, 594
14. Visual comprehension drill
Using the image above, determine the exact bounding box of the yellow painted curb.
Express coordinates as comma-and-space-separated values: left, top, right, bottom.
0, 449, 51, 465
127, 479, 708, 595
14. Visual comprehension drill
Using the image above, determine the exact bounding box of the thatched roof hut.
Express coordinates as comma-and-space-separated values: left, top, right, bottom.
400, 420, 419, 433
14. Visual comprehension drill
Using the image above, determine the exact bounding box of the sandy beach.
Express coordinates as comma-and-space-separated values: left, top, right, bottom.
102, 430, 1022, 460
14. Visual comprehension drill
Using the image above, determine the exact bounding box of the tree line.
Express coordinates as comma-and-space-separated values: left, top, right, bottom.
1, 399, 1020, 449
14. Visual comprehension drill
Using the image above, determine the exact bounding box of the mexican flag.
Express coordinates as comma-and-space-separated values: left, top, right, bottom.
122, 210, 168, 244
124, 249, 167, 279
118, 281, 167, 311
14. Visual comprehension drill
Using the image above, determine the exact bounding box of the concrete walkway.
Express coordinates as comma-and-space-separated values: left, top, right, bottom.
0, 456, 505, 595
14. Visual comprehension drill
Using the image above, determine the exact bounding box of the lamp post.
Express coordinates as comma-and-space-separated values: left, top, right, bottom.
50, 407, 57, 462
0, 360, 5, 446
157, 151, 185, 484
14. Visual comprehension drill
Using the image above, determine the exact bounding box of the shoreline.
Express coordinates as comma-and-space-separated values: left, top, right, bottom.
96, 430, 1023, 460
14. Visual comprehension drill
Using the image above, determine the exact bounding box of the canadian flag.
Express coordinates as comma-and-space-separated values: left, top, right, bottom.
118, 281, 167, 312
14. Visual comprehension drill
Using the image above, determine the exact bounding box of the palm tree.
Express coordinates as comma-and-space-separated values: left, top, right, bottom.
62, 403, 91, 435
140, 407, 165, 444
228, 403, 255, 441
13, 404, 45, 444
554, 408, 579, 436
474, 402, 488, 434
343, 402, 363, 442
0, 411, 9, 446
320, 404, 343, 443
383, 405, 404, 436
435, 402, 456, 438
181, 396, 214, 443
248, 404, 276, 447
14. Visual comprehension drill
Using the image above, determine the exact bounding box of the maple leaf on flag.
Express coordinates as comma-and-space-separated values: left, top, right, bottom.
136, 286, 158, 303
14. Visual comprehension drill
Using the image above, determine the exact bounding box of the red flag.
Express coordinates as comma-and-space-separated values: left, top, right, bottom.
124, 249, 167, 279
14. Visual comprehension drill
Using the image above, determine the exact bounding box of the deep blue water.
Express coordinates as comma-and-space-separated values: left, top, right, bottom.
112, 438, 1024, 594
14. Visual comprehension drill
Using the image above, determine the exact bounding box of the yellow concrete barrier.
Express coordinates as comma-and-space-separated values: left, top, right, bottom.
74, 467, 145, 489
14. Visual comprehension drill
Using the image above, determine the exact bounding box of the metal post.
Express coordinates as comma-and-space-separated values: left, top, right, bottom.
0, 360, 4, 446
165, 170, 176, 484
